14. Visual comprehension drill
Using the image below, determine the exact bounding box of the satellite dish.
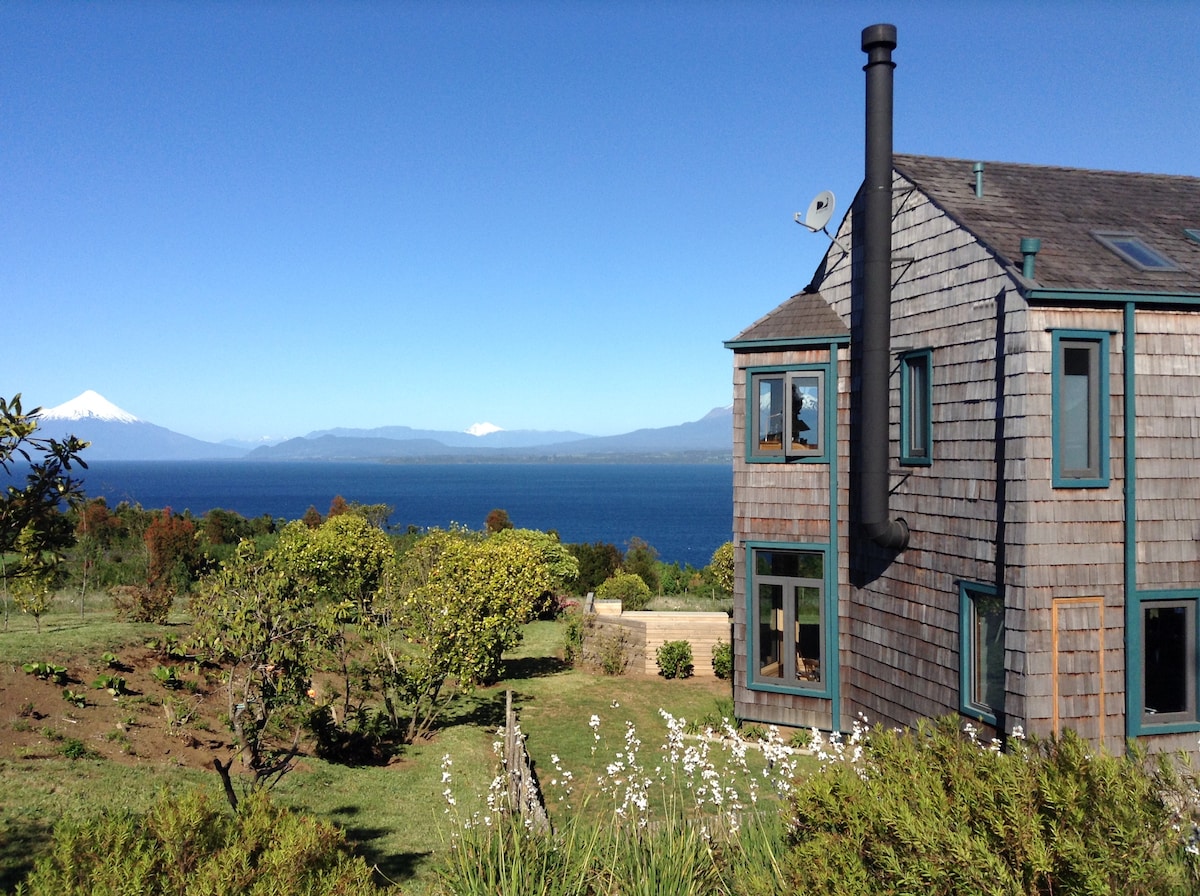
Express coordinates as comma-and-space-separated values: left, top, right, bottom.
794, 189, 849, 258
799, 190, 836, 232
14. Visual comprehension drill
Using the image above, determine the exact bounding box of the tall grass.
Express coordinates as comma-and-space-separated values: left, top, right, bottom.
434, 709, 799, 895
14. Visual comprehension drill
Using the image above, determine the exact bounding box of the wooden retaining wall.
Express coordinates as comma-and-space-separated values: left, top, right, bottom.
585, 610, 732, 677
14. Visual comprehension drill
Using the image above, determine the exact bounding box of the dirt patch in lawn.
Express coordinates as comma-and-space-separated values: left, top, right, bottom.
0, 645, 234, 769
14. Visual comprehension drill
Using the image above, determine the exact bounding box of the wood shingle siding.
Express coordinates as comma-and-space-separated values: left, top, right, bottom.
729, 154, 1200, 755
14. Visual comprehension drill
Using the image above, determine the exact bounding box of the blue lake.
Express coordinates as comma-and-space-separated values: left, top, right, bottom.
74, 461, 733, 567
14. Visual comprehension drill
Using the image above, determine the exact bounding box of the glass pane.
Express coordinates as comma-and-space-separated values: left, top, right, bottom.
971, 592, 1005, 712
795, 585, 822, 682
756, 377, 784, 452
1061, 345, 1093, 474
758, 583, 784, 679
756, 550, 822, 580
905, 357, 928, 456
789, 376, 820, 453
796, 552, 823, 579
1144, 605, 1190, 716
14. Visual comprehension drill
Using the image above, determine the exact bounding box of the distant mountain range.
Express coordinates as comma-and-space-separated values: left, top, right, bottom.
34, 391, 733, 463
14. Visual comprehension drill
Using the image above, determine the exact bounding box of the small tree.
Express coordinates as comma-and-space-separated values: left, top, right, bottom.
485, 507, 514, 532
272, 515, 396, 723
624, 537, 660, 594
0, 395, 88, 630
371, 527, 574, 742
568, 540, 623, 595
190, 542, 317, 808
707, 541, 735, 594
347, 500, 393, 529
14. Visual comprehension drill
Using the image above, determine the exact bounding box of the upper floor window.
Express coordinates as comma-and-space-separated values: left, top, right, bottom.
900, 349, 933, 466
748, 369, 825, 461
1052, 331, 1110, 488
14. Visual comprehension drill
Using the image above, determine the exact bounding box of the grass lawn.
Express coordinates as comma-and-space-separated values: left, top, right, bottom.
1, 610, 791, 894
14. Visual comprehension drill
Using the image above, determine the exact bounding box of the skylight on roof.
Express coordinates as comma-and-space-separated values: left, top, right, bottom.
1185, 228, 1200, 246
1092, 231, 1179, 271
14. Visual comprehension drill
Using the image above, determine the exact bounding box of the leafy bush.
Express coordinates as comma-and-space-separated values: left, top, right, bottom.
562, 609, 586, 666
16, 788, 385, 895
594, 627, 629, 676
784, 716, 1200, 896
595, 571, 651, 611
58, 737, 92, 760
111, 584, 173, 624
711, 639, 732, 680
655, 640, 693, 679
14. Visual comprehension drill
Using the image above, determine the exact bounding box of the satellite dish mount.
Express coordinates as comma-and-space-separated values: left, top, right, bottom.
795, 190, 849, 255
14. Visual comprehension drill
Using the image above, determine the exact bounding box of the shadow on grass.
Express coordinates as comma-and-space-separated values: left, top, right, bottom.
501, 655, 568, 680
0, 818, 51, 892
328, 805, 432, 887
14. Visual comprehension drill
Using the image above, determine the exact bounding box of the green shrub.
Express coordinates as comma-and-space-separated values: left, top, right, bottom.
784, 716, 1200, 896
595, 628, 629, 676
655, 640, 693, 679
58, 738, 93, 760
562, 609, 586, 666
16, 788, 385, 895
711, 639, 732, 680
595, 571, 651, 611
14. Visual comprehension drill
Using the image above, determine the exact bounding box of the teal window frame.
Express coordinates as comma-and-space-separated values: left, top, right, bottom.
899, 348, 933, 466
745, 365, 830, 463
1129, 593, 1200, 733
745, 542, 833, 697
1051, 330, 1110, 488
959, 581, 1005, 726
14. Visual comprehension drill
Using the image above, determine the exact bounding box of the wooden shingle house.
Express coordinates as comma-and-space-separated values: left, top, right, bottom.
725, 24, 1200, 753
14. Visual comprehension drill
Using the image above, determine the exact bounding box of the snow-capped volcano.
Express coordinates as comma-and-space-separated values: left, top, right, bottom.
33, 390, 242, 460
466, 422, 502, 437
42, 390, 140, 424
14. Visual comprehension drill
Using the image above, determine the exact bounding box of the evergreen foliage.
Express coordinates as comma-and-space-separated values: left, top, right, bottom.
655, 640, 694, 679
785, 717, 1200, 896
15, 789, 384, 895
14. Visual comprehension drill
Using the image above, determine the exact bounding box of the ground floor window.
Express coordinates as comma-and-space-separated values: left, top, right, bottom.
960, 582, 1005, 724
750, 547, 824, 689
1142, 600, 1197, 725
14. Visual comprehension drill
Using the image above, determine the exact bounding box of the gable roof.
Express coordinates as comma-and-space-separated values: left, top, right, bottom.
894, 154, 1200, 295
725, 289, 849, 347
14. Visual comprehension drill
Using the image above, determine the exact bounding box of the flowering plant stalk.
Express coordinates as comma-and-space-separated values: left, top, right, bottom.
435, 708, 800, 895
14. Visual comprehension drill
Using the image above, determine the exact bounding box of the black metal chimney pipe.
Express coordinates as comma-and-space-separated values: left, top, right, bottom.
860, 23, 909, 552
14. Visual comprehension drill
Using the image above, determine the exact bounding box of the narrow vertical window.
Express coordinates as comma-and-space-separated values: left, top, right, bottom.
1142, 601, 1196, 725
960, 582, 1005, 724
789, 374, 822, 454
1052, 331, 1109, 487
900, 349, 932, 465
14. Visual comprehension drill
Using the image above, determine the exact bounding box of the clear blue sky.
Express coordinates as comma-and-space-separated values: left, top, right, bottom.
5, 1, 1198, 442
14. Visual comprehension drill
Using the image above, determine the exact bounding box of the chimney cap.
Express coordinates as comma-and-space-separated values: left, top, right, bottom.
861, 23, 897, 51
